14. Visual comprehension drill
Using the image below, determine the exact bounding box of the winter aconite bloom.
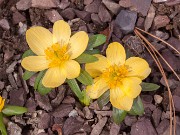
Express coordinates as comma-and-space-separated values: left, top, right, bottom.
85, 42, 151, 111
0, 96, 5, 112
22, 20, 89, 88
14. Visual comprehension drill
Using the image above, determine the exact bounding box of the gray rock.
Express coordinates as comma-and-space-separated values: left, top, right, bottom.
115, 10, 137, 34
124, 115, 137, 126
45, 10, 63, 23
131, 117, 157, 135
85, 0, 101, 13
59, 0, 70, 9
153, 15, 170, 29
156, 119, 170, 134
113, 23, 123, 39
16, 0, 31, 10
98, 4, 112, 23
31, 0, 59, 9
7, 122, 22, 135
173, 95, 180, 112
84, 0, 93, 5
167, 37, 180, 53
25, 97, 37, 112
152, 108, 162, 127
0, 19, 10, 30
102, 0, 120, 14
0, 81, 5, 90
52, 104, 73, 118
165, 0, 180, 6
38, 113, 51, 129
144, 4, 156, 31
153, 0, 167, 3
119, 0, 132, 8
91, 13, 102, 25
13, 11, 26, 24
83, 106, 93, 119
61, 8, 75, 20
110, 123, 120, 135
74, 10, 91, 22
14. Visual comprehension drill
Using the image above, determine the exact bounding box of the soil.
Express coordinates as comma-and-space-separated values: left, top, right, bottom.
0, 0, 180, 135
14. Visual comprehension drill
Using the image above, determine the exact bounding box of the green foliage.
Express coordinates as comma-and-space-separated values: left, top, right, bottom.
75, 53, 98, 63
112, 107, 127, 124
87, 34, 106, 49
97, 90, 110, 109
77, 69, 93, 85
23, 70, 36, 80
2, 105, 27, 116
85, 49, 100, 55
22, 49, 36, 59
141, 82, 160, 91
0, 113, 7, 135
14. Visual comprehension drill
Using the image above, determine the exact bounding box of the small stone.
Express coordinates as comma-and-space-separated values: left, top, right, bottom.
110, 123, 120, 135
165, 0, 180, 6
52, 104, 73, 118
161, 111, 170, 120
63, 117, 84, 135
6, 61, 17, 74
13, 11, 26, 24
61, 8, 75, 20
0, 81, 5, 90
83, 106, 93, 119
68, 109, 78, 117
131, 117, 157, 135
45, 10, 63, 23
156, 119, 169, 134
154, 94, 163, 104
85, 0, 101, 13
124, 115, 137, 126
31, 0, 59, 9
119, 0, 132, 8
35, 92, 52, 111
8, 73, 18, 89
25, 97, 37, 112
153, 15, 170, 29
153, 0, 167, 3
152, 108, 162, 127
144, 4, 156, 31
84, 0, 93, 5
167, 37, 180, 53
4, 50, 14, 62
91, 13, 102, 25
94, 110, 112, 117
7, 122, 22, 135
18, 22, 27, 35
0, 19, 10, 30
113, 23, 123, 39
79, 25, 87, 32
102, 0, 120, 14
90, 117, 108, 135
151, 42, 165, 51
59, 0, 70, 9
38, 113, 51, 129
98, 4, 112, 23
16, 0, 31, 10
173, 95, 180, 112
115, 10, 137, 34
74, 10, 91, 22
62, 96, 75, 104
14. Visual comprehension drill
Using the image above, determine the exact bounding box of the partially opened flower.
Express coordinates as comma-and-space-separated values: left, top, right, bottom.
21, 20, 89, 88
85, 42, 151, 111
0, 96, 5, 112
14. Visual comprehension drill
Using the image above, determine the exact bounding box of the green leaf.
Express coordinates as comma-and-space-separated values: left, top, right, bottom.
85, 49, 100, 55
81, 90, 91, 106
34, 71, 45, 90
141, 82, 160, 91
77, 69, 93, 85
87, 34, 106, 49
67, 79, 84, 101
0, 113, 7, 135
97, 90, 110, 109
75, 53, 98, 63
22, 49, 36, 59
112, 107, 127, 125
128, 96, 144, 116
2, 105, 27, 116
23, 70, 36, 80
37, 80, 52, 95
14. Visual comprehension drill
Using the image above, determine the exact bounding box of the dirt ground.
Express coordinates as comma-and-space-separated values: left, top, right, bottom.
0, 0, 180, 135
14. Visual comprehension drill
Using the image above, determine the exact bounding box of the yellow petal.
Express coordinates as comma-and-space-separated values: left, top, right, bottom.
68, 31, 89, 59
110, 88, 133, 111
42, 67, 66, 88
26, 27, 53, 55
86, 77, 109, 99
0, 98, 5, 112
106, 42, 126, 65
21, 56, 49, 71
85, 54, 109, 78
121, 77, 142, 98
64, 60, 80, 79
53, 20, 71, 44
125, 57, 151, 80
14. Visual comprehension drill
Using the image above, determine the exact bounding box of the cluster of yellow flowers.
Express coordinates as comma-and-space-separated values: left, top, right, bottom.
21, 20, 151, 111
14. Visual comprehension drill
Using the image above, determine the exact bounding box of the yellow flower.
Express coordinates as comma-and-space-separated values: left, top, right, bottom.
21, 20, 89, 88
85, 42, 151, 111
0, 96, 5, 112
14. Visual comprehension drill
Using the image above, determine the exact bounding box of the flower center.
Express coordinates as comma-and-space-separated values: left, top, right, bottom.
101, 65, 130, 89
44, 43, 70, 68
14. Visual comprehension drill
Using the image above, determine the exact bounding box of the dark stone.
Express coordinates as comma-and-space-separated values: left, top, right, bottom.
110, 123, 120, 135
59, 0, 70, 9
102, 0, 120, 14
115, 10, 137, 34
25, 97, 37, 112
74, 10, 91, 22
13, 11, 26, 24
98, 4, 111, 23
152, 108, 162, 127
153, 15, 170, 29
167, 37, 180, 53
0, 19, 10, 30
16, 0, 31, 10
85, 0, 101, 13
31, 0, 59, 9
156, 119, 170, 134
45, 10, 63, 23
52, 104, 73, 118
124, 115, 137, 126
61, 8, 75, 20
91, 13, 102, 25
38, 113, 51, 129
173, 95, 180, 112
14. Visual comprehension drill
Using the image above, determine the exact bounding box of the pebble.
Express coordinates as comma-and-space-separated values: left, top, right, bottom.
119, 0, 132, 8
16, 0, 31, 10
173, 95, 180, 112
31, 0, 59, 9
102, 0, 120, 14
61, 8, 75, 20
6, 61, 17, 74
83, 106, 93, 119
0, 81, 5, 90
59, 0, 70, 9
156, 119, 169, 134
153, 0, 167, 3
167, 37, 180, 54
153, 15, 170, 29
154, 94, 163, 104
13, 11, 26, 24
160, 78, 179, 89
38, 113, 51, 129
115, 10, 137, 34
0, 19, 10, 30
98, 4, 112, 23
74, 10, 91, 22
7, 122, 22, 135
110, 123, 120, 135
91, 13, 102, 25
45, 10, 63, 23
68, 109, 78, 117
152, 107, 162, 127
85, 0, 101, 13
18, 22, 27, 35
84, 0, 93, 5
144, 4, 156, 31
124, 115, 137, 126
